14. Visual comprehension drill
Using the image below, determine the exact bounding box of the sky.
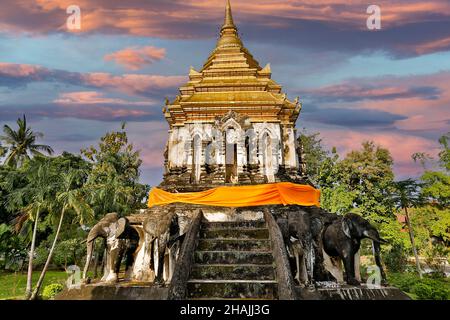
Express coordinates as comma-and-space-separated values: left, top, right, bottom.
0, 0, 449, 186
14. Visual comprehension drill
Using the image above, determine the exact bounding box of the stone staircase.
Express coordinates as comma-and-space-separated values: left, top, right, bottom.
187, 219, 278, 299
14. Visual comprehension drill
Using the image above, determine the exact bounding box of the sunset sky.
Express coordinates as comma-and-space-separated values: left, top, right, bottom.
0, 0, 449, 185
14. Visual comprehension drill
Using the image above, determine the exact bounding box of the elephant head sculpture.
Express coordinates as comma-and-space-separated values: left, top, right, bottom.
287, 211, 315, 286
138, 208, 183, 284
279, 209, 327, 287
322, 213, 388, 286
82, 213, 139, 283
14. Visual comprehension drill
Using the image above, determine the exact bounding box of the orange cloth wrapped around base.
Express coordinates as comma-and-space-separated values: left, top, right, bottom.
147, 182, 320, 208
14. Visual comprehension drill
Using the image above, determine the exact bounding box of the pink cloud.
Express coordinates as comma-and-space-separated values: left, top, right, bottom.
401, 37, 450, 56
54, 91, 156, 105
0, 62, 47, 77
306, 71, 450, 135
104, 46, 166, 70
0, 62, 186, 96
0, 1, 448, 57
0, 0, 448, 34
51, 104, 152, 121
81, 73, 186, 96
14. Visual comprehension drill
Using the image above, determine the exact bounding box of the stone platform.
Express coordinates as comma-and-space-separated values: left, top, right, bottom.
56, 282, 409, 300
56, 282, 168, 300
296, 284, 411, 300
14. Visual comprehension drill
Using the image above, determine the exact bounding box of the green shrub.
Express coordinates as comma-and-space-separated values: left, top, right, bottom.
388, 273, 418, 292
412, 278, 449, 300
388, 272, 450, 300
42, 283, 64, 300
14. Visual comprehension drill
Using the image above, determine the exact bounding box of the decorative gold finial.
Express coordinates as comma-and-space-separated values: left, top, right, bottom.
216, 0, 242, 48
222, 0, 236, 31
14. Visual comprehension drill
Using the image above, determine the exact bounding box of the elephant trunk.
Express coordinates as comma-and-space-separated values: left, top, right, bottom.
83, 240, 95, 280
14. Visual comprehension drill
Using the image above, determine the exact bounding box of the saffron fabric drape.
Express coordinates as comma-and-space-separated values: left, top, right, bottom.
147, 182, 320, 208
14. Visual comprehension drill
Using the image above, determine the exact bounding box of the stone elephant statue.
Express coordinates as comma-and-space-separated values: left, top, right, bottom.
82, 213, 139, 283
133, 209, 184, 284
322, 213, 388, 286
278, 209, 324, 286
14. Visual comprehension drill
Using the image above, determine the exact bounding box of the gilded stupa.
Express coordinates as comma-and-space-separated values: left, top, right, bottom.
161, 0, 304, 191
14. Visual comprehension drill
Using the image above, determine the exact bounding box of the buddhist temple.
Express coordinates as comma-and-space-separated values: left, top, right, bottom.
161, 0, 304, 191
71, 1, 405, 301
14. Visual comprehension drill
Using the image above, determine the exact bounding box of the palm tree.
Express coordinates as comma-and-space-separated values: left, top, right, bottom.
30, 169, 93, 300
391, 179, 425, 278
0, 115, 54, 168
7, 160, 58, 299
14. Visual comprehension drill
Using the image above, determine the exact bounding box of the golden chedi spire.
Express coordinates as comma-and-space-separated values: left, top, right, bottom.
222, 0, 236, 31
216, 0, 243, 49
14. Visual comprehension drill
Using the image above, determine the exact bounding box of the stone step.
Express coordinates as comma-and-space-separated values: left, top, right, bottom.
194, 251, 273, 265
201, 220, 266, 230
196, 239, 271, 252
187, 280, 278, 299
190, 264, 275, 280
200, 228, 269, 240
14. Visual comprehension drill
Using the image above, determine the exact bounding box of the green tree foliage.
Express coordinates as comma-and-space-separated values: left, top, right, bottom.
1, 152, 92, 298
0, 166, 25, 224
31, 169, 94, 299
7, 158, 59, 298
81, 124, 149, 216
410, 133, 450, 273
0, 118, 151, 299
391, 179, 426, 277
0, 115, 54, 168
297, 130, 332, 185
334, 142, 395, 221
299, 131, 409, 268
420, 133, 450, 208
299, 132, 396, 221
0, 223, 27, 271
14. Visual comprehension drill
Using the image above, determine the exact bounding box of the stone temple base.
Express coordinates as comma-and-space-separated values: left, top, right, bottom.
56, 282, 168, 300
296, 284, 411, 300
56, 283, 409, 300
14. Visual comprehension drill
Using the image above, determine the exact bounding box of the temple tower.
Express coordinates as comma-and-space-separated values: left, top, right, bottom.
161, 0, 304, 191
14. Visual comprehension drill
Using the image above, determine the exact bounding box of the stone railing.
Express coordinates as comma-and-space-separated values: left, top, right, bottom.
167, 210, 203, 300
264, 208, 297, 300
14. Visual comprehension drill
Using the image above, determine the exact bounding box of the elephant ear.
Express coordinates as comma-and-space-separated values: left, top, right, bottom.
115, 217, 128, 238
341, 216, 353, 239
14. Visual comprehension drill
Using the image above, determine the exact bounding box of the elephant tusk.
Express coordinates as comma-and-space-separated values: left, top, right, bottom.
368, 236, 387, 244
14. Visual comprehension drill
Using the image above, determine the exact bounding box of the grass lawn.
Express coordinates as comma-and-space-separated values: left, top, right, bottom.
0, 270, 68, 300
